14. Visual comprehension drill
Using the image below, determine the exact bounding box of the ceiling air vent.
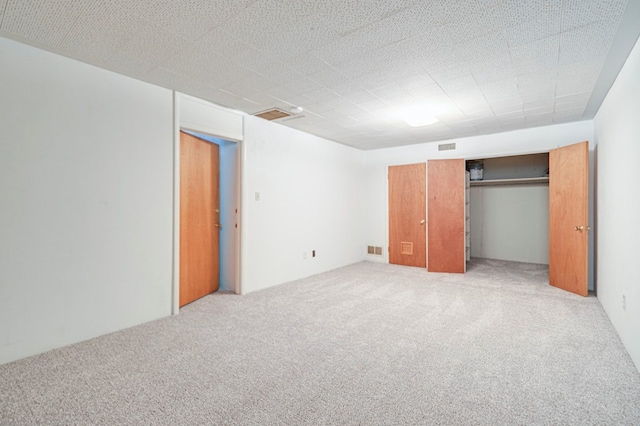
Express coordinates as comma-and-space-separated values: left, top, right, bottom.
253, 108, 293, 121
438, 143, 456, 151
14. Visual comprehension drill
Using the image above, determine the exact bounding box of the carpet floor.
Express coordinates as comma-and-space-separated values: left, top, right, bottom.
1, 259, 639, 425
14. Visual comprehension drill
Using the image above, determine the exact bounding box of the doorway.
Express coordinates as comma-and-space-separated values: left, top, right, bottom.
178, 129, 240, 308
179, 131, 220, 307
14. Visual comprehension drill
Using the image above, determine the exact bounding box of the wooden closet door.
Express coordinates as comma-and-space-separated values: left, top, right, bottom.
388, 163, 426, 268
428, 159, 465, 273
549, 141, 589, 296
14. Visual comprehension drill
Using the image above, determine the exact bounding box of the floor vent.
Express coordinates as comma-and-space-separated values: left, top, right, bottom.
253, 108, 293, 121
367, 245, 383, 256
438, 142, 456, 151
401, 241, 413, 255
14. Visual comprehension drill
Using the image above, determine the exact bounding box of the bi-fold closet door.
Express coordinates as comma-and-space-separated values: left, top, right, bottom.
388, 160, 466, 273
388, 141, 589, 297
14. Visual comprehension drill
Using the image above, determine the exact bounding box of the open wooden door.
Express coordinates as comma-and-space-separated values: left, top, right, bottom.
180, 131, 220, 307
549, 141, 589, 296
389, 163, 426, 268
428, 159, 466, 273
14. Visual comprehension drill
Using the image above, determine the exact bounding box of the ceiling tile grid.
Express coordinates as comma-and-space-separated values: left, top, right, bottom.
2, 0, 86, 47
0, 0, 636, 150
0, 0, 6, 25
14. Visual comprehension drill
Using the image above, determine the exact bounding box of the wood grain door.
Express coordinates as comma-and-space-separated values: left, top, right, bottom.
427, 159, 465, 273
180, 131, 220, 307
388, 163, 426, 268
549, 141, 589, 296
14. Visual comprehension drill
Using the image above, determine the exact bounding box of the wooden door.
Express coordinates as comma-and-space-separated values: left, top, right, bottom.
549, 141, 589, 296
388, 163, 426, 268
427, 159, 466, 273
180, 131, 220, 307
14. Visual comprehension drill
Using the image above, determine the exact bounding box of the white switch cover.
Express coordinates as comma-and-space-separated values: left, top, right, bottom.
255, 192, 260, 201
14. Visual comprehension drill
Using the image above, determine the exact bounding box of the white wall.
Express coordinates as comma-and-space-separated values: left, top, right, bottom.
594, 36, 640, 372
0, 38, 174, 365
241, 116, 366, 294
364, 122, 595, 285
470, 185, 549, 264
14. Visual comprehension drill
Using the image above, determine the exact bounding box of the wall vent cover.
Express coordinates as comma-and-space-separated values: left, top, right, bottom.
438, 143, 456, 151
254, 108, 293, 121
367, 245, 383, 256
400, 242, 413, 255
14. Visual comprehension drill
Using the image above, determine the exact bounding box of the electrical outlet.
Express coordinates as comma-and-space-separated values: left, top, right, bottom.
622, 295, 626, 311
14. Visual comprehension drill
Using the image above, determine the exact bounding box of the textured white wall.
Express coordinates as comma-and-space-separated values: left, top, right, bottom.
241, 116, 366, 294
0, 38, 174, 364
364, 121, 594, 284
594, 36, 640, 372
470, 185, 549, 264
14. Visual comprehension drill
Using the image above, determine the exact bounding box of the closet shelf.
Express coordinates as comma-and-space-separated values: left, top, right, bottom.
470, 177, 549, 187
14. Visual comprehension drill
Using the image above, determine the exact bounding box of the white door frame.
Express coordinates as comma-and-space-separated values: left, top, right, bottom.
172, 92, 244, 314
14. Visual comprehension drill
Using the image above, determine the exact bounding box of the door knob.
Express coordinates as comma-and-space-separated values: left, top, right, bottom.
420, 220, 426, 225
575, 225, 584, 231
214, 223, 222, 229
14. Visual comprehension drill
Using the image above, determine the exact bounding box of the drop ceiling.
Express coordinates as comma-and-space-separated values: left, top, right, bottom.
1, 0, 639, 150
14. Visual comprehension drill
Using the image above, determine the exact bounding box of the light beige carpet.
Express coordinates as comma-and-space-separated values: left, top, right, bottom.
1, 259, 639, 425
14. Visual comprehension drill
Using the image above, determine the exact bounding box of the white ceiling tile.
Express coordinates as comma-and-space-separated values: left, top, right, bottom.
554, 93, 591, 110
556, 62, 601, 96
499, 0, 546, 27
444, 5, 503, 44
454, 31, 510, 63
561, 0, 628, 32
554, 108, 585, 121
525, 113, 554, 125
307, 67, 350, 88
409, 85, 446, 100
2, 0, 88, 47
283, 53, 332, 76
115, 22, 190, 66
136, 0, 254, 41
303, 88, 340, 104
510, 35, 559, 74
318, 0, 415, 36
145, 67, 186, 89
59, 4, 141, 64
469, 57, 514, 85
504, 2, 562, 46
379, 94, 417, 108
415, 47, 460, 73
341, 90, 379, 104
192, 27, 254, 60
491, 104, 524, 115
481, 78, 520, 102
523, 99, 555, 110
516, 69, 557, 87
268, 78, 323, 100
559, 21, 618, 66
104, 50, 156, 76
496, 111, 526, 122
437, 109, 467, 123
158, 49, 243, 87
397, 74, 437, 91
4, 0, 635, 150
